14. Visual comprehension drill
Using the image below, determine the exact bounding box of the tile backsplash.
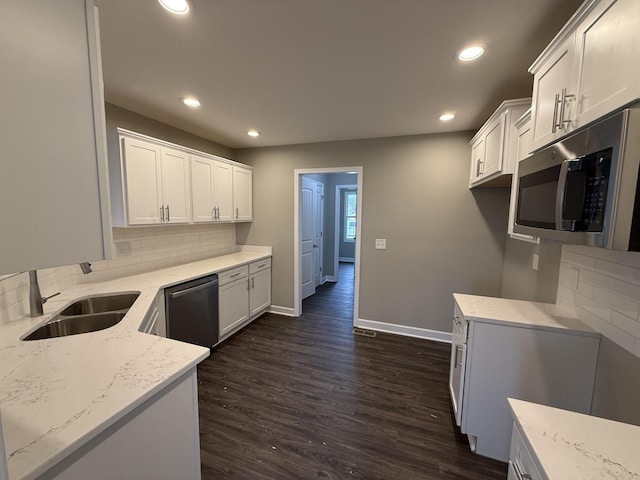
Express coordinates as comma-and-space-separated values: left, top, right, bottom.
558, 245, 640, 359
0, 224, 236, 325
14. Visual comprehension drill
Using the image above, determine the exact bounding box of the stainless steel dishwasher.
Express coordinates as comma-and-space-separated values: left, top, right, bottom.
165, 274, 218, 348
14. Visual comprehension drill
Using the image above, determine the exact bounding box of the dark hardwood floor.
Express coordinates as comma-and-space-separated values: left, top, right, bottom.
198, 263, 507, 479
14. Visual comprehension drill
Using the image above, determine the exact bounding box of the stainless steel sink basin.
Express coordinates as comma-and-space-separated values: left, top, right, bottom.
59, 293, 139, 316
23, 312, 127, 340
23, 292, 140, 341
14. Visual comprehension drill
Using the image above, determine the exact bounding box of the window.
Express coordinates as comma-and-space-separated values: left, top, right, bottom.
343, 190, 357, 242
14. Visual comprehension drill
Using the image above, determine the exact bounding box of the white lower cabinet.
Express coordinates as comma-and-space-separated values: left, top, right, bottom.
139, 291, 166, 337
249, 259, 271, 317
42, 370, 202, 480
218, 266, 250, 339
508, 424, 542, 480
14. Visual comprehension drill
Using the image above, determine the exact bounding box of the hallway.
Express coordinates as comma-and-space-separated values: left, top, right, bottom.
302, 262, 354, 320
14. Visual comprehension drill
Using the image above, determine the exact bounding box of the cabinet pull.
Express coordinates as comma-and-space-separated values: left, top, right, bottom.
251, 277, 255, 289
513, 461, 532, 480
211, 207, 216, 221
552, 92, 561, 133
160, 205, 165, 222
455, 346, 463, 367
230, 272, 241, 278
166, 205, 170, 222
257, 263, 266, 268
216, 206, 220, 220
560, 87, 574, 130
235, 207, 239, 219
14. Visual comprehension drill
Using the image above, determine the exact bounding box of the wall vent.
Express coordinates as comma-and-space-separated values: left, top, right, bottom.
352, 327, 376, 338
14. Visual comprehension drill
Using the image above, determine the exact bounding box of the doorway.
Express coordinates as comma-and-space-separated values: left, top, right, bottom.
294, 167, 363, 323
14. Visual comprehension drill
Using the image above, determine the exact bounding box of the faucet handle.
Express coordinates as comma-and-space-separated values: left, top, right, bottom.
42, 292, 60, 304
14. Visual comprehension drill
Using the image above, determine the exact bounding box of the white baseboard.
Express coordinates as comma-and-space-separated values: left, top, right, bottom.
324, 276, 338, 282
338, 257, 355, 263
269, 305, 296, 317
355, 318, 452, 344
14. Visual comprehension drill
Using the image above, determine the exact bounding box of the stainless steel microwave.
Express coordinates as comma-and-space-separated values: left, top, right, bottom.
514, 106, 640, 250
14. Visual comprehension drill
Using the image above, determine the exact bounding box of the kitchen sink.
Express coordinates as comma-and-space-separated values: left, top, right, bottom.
59, 293, 139, 316
23, 292, 140, 341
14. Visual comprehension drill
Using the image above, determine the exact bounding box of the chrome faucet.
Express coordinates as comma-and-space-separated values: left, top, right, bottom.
28, 263, 92, 317
28, 270, 60, 317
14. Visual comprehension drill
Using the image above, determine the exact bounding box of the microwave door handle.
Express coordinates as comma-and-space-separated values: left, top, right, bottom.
555, 159, 573, 229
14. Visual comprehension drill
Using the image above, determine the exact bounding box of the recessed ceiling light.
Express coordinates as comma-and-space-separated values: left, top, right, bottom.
181, 97, 200, 107
458, 46, 485, 62
247, 130, 261, 137
158, 0, 189, 15
439, 113, 456, 122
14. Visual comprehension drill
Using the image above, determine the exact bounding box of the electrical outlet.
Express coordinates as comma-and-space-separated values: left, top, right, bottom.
375, 239, 386, 250
571, 267, 580, 289
532, 253, 539, 271
116, 241, 132, 256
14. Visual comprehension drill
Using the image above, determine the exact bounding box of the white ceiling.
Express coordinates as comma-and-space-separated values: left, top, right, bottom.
94, 0, 584, 149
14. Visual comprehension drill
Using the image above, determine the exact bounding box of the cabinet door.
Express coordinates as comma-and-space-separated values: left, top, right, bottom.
249, 268, 271, 317
469, 137, 485, 185
160, 147, 191, 224
482, 115, 506, 179
0, 0, 110, 274
530, 35, 575, 151
191, 156, 215, 223
123, 137, 163, 225
232, 166, 253, 221
213, 160, 233, 222
219, 277, 249, 338
572, 0, 640, 130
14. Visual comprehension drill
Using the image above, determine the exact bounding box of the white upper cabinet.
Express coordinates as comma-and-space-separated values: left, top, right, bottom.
0, 0, 111, 275
111, 129, 252, 227
529, 0, 640, 152
232, 166, 253, 222
191, 156, 233, 223
119, 136, 191, 226
469, 98, 531, 188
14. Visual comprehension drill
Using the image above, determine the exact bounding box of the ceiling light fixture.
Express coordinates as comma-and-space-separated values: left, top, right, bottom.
181, 97, 200, 107
247, 130, 261, 137
439, 113, 456, 122
158, 0, 190, 15
458, 46, 485, 62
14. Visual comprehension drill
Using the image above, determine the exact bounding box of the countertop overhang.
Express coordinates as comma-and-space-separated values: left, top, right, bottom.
0, 247, 271, 480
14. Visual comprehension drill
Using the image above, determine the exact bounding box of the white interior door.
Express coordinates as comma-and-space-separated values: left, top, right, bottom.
300, 177, 315, 300
313, 182, 324, 287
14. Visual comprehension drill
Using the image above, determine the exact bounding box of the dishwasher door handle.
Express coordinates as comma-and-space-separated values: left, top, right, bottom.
168, 279, 218, 299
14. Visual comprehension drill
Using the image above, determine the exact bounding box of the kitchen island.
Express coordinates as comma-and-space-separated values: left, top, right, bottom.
0, 247, 271, 480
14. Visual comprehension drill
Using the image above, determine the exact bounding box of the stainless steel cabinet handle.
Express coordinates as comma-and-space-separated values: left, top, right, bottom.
217, 206, 220, 220
257, 263, 266, 268
166, 205, 170, 222
211, 207, 216, 220
476, 159, 483, 177
251, 277, 255, 289
513, 461, 532, 480
235, 207, 239, 219
160, 205, 165, 222
455, 346, 463, 367
560, 87, 574, 130
552, 92, 561, 133
230, 272, 241, 278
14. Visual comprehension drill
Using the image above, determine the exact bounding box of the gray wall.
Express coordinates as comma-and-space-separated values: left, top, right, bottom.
500, 238, 562, 303
236, 132, 510, 333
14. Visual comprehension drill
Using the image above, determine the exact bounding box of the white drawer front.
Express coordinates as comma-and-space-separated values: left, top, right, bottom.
218, 265, 248, 285
510, 424, 543, 480
249, 258, 271, 274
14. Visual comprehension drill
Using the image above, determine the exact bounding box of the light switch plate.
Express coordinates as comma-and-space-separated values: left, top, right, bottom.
532, 253, 539, 271
375, 239, 386, 250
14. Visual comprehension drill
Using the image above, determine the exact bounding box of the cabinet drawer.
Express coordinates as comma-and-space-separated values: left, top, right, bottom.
218, 265, 248, 285
509, 423, 543, 480
249, 258, 271, 274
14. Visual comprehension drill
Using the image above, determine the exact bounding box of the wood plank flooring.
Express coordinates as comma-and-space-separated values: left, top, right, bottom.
197, 263, 507, 479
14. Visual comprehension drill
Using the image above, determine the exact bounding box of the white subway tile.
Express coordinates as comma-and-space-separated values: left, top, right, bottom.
564, 251, 597, 270
599, 321, 636, 355
575, 293, 612, 323
592, 288, 640, 319
595, 259, 640, 285
612, 279, 640, 303
611, 311, 640, 339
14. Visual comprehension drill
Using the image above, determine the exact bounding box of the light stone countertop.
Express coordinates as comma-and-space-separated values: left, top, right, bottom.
508, 398, 640, 479
453, 293, 598, 336
0, 246, 271, 480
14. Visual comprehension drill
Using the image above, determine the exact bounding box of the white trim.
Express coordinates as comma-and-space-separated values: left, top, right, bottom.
338, 257, 355, 263
268, 305, 296, 317
324, 275, 338, 283
355, 318, 452, 344
294, 167, 363, 324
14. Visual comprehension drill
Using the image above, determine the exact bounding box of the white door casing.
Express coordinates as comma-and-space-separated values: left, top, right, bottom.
313, 181, 324, 287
